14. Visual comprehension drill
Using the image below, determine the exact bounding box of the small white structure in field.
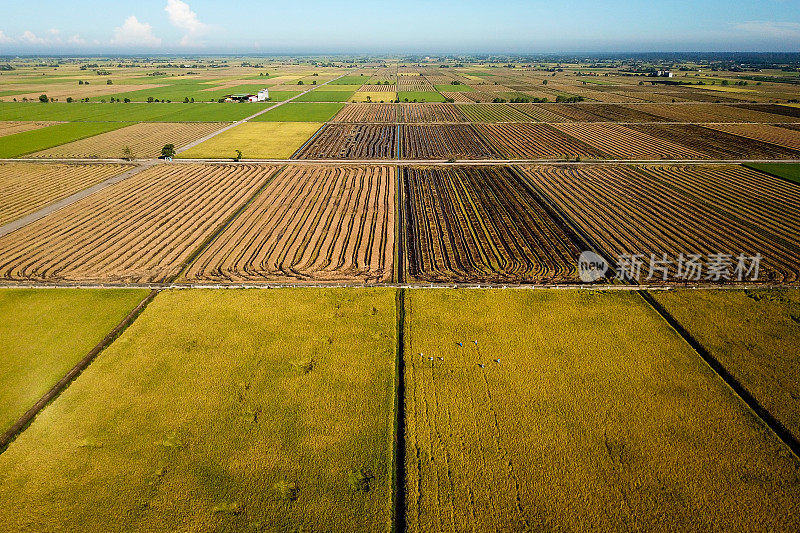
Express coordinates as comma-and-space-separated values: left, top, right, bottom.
257, 88, 269, 101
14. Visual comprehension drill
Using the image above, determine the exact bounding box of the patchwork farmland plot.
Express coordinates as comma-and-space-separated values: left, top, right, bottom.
184, 166, 394, 283
403, 166, 583, 283
0, 289, 396, 532
331, 104, 398, 123
700, 123, 800, 152
510, 104, 571, 122
28, 122, 228, 159
250, 102, 345, 122
550, 123, 706, 159
399, 125, 500, 159
637, 103, 800, 124
179, 123, 323, 159
438, 91, 475, 103
294, 124, 396, 160
520, 164, 800, 283
456, 104, 533, 123
475, 123, 606, 160
398, 104, 467, 123
0, 164, 279, 283
404, 289, 800, 531
625, 124, 800, 159
0, 122, 129, 159
0, 162, 132, 226
0, 288, 149, 435
350, 92, 397, 103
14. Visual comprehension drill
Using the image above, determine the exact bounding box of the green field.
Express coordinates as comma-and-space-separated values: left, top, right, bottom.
434, 84, 475, 92
0, 289, 396, 532
397, 91, 446, 102
744, 163, 800, 185
261, 91, 301, 102
0, 289, 148, 435
404, 289, 800, 531
178, 122, 322, 159
0, 102, 270, 122
294, 90, 356, 102
251, 102, 345, 122
651, 289, 800, 442
0, 122, 129, 158
328, 76, 368, 86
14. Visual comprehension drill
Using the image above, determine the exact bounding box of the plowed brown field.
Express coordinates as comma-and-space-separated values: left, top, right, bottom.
294, 124, 396, 159
183, 166, 394, 283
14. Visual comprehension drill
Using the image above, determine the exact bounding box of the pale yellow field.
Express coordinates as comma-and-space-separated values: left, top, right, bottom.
178, 122, 322, 159
28, 122, 228, 159
698, 86, 757, 93
0, 121, 60, 137
350, 92, 397, 103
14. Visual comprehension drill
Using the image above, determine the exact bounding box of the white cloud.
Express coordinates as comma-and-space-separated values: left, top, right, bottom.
0, 31, 14, 44
730, 21, 800, 39
20, 30, 47, 45
67, 34, 86, 45
165, 0, 208, 46
111, 16, 161, 47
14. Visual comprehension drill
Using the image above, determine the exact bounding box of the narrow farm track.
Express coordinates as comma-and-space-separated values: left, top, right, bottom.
183, 165, 395, 283
403, 166, 584, 283
520, 164, 800, 284
0, 164, 279, 283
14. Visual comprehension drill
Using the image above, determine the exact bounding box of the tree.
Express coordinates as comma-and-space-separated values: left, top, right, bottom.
542, 79, 548, 85
121, 146, 134, 161
124, 98, 131, 103
233, 149, 242, 162
161, 144, 176, 158
66, 97, 73, 103
39, 94, 49, 103
366, 95, 372, 103
147, 96, 154, 103
184, 97, 190, 103
107, 80, 113, 85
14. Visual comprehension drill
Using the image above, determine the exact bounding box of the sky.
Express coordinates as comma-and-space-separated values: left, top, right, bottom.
0, 0, 799, 54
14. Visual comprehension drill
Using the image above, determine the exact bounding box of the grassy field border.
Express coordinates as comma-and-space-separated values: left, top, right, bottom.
0, 289, 159, 453
743, 162, 800, 186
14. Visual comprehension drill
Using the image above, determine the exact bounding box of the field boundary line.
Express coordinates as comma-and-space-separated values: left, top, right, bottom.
0, 160, 160, 239
637, 290, 800, 461
175, 71, 357, 154
391, 288, 407, 533
168, 165, 288, 282
0, 289, 160, 454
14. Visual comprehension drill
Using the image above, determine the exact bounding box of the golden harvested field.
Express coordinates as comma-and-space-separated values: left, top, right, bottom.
704, 123, 800, 151
179, 122, 323, 159
0, 288, 396, 532
350, 92, 397, 103
0, 121, 60, 137
0, 83, 165, 102
28, 122, 228, 159
651, 289, 800, 443
521, 164, 800, 283
331, 104, 397, 123
183, 166, 395, 283
475, 123, 605, 159
404, 289, 800, 531
0, 164, 279, 283
550, 123, 705, 159
0, 162, 133, 226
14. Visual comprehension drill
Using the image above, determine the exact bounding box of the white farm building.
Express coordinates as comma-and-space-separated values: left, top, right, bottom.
225, 88, 269, 102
